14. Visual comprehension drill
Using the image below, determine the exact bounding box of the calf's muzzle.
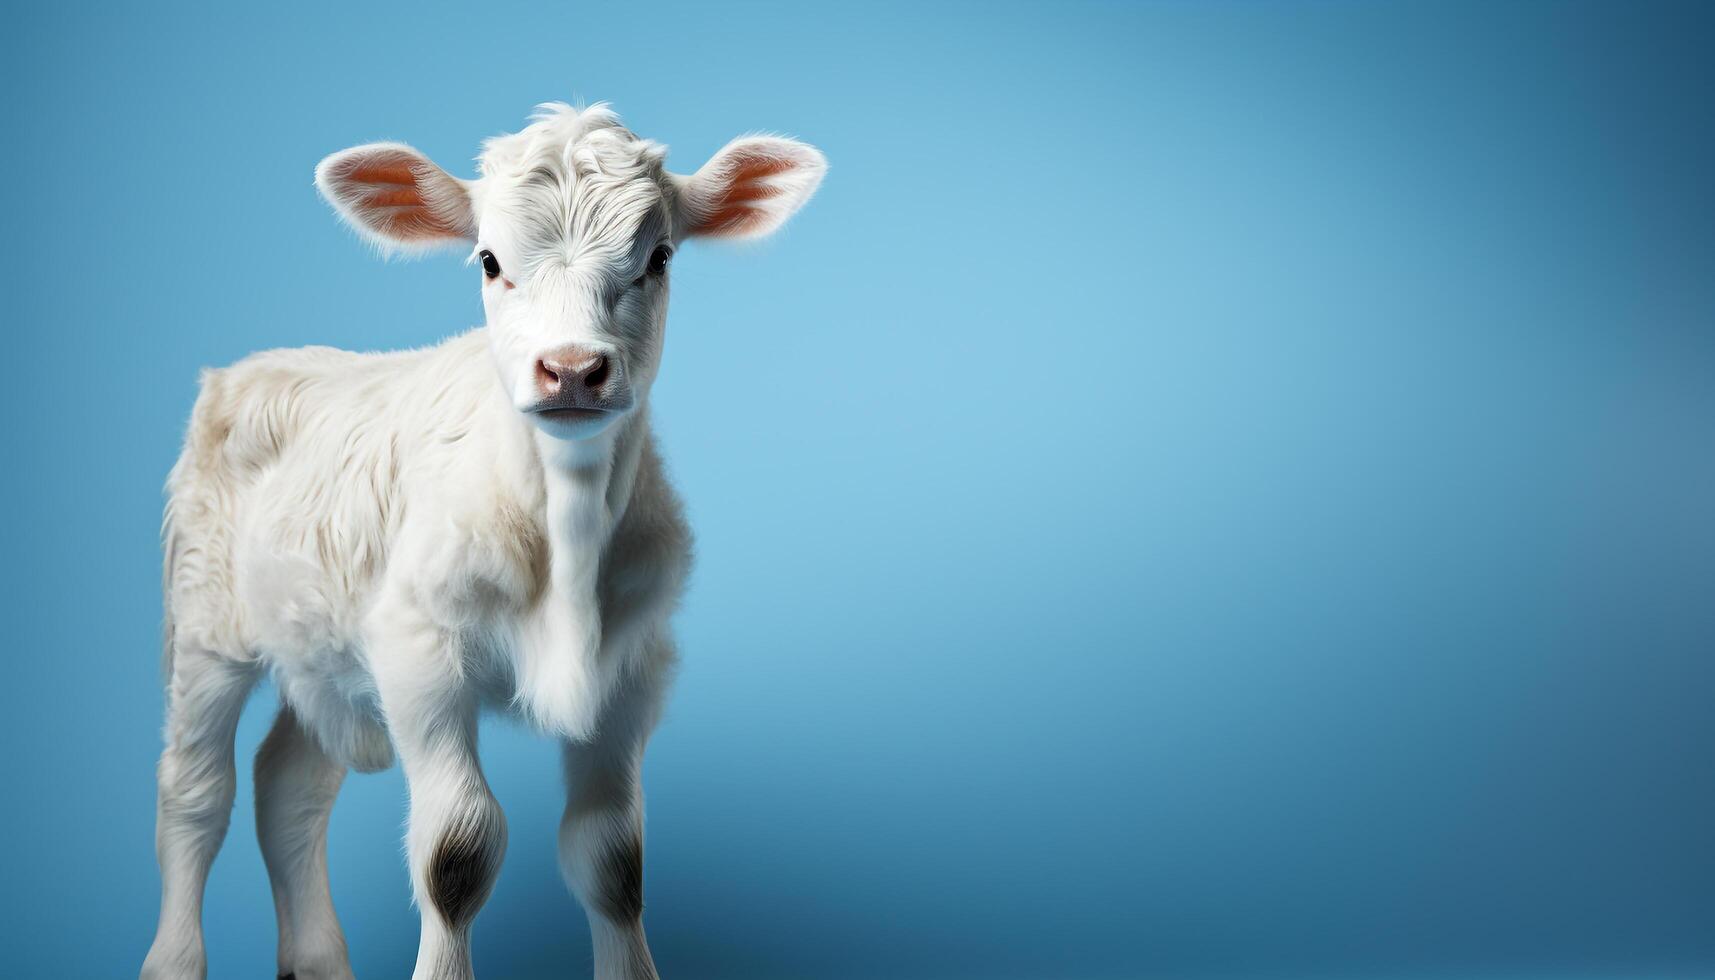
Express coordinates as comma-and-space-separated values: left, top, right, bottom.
531, 344, 626, 414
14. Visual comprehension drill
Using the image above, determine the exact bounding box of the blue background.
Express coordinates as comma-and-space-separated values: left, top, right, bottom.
4, 2, 1712, 977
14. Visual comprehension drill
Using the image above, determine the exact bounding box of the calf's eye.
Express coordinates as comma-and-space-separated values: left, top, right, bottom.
479, 250, 502, 280
646, 245, 672, 278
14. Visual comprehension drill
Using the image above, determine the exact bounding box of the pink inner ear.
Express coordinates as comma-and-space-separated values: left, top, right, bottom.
694, 150, 800, 237
328, 150, 466, 242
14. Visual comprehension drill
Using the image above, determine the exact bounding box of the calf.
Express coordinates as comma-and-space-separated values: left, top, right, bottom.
140, 102, 825, 980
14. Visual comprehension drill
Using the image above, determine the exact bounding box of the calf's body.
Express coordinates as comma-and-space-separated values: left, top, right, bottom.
141, 103, 824, 980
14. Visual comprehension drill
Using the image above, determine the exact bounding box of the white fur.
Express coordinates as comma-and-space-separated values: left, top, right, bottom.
142, 103, 824, 980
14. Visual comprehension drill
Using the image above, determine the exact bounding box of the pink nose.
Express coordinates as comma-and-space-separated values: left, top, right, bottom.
534, 345, 612, 405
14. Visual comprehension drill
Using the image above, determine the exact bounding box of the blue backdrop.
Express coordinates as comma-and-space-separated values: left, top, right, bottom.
5, 2, 1712, 978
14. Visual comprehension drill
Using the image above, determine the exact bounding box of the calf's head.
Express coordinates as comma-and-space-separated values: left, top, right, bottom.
315, 103, 825, 440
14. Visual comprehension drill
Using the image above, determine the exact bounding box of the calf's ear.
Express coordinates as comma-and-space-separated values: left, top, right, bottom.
315, 142, 476, 252
676, 136, 827, 240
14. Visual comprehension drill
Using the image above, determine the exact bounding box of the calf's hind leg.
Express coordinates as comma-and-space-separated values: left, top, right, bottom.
255, 703, 353, 980
142, 647, 259, 980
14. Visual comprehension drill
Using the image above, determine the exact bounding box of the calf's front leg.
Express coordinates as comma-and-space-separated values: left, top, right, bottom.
368, 601, 507, 980
560, 674, 667, 980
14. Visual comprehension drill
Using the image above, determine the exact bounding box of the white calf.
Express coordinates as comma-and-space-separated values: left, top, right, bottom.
140, 103, 824, 980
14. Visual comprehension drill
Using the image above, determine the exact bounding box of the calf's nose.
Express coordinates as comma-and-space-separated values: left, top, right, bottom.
534, 345, 612, 402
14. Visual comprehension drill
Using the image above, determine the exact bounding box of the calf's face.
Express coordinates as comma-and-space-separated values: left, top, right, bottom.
316, 104, 824, 441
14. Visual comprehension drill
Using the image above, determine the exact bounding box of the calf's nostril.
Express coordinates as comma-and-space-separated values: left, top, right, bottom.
583, 356, 610, 390
535, 359, 561, 394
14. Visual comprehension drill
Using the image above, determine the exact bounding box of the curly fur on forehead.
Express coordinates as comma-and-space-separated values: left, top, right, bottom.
476, 103, 674, 282
478, 102, 667, 180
